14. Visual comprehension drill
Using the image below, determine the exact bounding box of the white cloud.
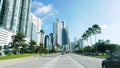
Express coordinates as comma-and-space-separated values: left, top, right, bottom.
31, 1, 58, 20
44, 25, 50, 30
100, 24, 108, 29
35, 4, 52, 15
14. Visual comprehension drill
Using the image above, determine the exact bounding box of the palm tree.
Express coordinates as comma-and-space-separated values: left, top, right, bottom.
82, 33, 88, 46
92, 24, 101, 43
11, 32, 26, 54
88, 27, 94, 46
86, 30, 91, 46
92, 24, 101, 54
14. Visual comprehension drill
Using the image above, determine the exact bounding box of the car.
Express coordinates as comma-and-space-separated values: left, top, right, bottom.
102, 52, 120, 68
61, 52, 65, 55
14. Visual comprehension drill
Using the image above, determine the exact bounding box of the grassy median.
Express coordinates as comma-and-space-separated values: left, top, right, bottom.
90, 55, 110, 59
0, 54, 40, 60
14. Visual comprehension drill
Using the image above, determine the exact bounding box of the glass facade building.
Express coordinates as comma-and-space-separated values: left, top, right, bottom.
0, 0, 42, 46
30, 13, 41, 45
0, 0, 31, 36
0, 0, 3, 14
53, 19, 69, 51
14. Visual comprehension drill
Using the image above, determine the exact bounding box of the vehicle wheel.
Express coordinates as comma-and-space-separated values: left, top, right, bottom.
102, 64, 107, 68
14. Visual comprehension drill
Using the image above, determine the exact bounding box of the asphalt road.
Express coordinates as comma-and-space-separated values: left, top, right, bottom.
70, 53, 104, 68
0, 53, 104, 68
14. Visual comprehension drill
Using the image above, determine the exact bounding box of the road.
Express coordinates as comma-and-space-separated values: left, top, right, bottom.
0, 53, 104, 68
70, 54, 104, 68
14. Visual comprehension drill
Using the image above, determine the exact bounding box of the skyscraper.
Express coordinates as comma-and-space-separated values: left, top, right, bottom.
0, 0, 3, 14
49, 33, 54, 50
0, 0, 15, 29
53, 19, 69, 51
0, 0, 31, 36
56, 19, 63, 46
30, 13, 41, 45
0, 0, 42, 47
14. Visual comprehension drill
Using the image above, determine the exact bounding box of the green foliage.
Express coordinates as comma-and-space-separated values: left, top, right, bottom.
19, 42, 29, 54
29, 40, 37, 46
92, 24, 101, 35
75, 44, 79, 49
105, 44, 119, 53
56, 43, 62, 49
116, 45, 120, 52
40, 30, 44, 34
84, 46, 94, 55
29, 40, 37, 54
0, 46, 2, 50
95, 40, 106, 54
11, 32, 26, 54
4, 45, 10, 50
49, 49, 56, 53
92, 40, 120, 55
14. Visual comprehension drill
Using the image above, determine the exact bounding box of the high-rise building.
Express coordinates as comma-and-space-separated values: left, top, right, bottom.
0, 0, 42, 47
0, 0, 31, 36
53, 23, 57, 48
53, 19, 69, 51
49, 33, 54, 50
44, 35, 49, 48
30, 13, 41, 45
53, 19, 63, 46
0, 0, 3, 14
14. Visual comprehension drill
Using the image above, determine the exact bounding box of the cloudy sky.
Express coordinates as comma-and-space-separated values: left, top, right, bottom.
31, 0, 120, 44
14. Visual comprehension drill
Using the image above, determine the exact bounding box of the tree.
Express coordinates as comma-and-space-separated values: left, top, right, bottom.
92, 24, 101, 43
84, 46, 93, 55
82, 33, 88, 46
94, 40, 106, 55
105, 44, 118, 53
92, 24, 101, 54
39, 43, 47, 54
56, 43, 62, 49
0, 46, 2, 51
86, 30, 91, 46
88, 27, 94, 46
19, 42, 29, 54
29, 39, 37, 54
11, 32, 26, 54
40, 30, 44, 34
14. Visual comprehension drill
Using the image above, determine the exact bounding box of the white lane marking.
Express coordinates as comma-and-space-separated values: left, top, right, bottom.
67, 55, 85, 68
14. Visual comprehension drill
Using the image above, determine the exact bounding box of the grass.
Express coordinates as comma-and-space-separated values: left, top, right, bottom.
89, 55, 110, 59
0, 54, 40, 60
78, 53, 110, 59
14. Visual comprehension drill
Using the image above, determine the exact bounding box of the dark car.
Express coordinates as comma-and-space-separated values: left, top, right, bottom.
61, 52, 65, 55
102, 53, 120, 68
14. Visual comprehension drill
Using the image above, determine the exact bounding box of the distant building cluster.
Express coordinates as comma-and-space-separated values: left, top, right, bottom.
41, 19, 70, 51
0, 0, 41, 48
53, 19, 70, 51
0, 0, 83, 52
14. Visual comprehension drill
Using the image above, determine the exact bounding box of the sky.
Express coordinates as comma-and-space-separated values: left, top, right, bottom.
31, 0, 120, 44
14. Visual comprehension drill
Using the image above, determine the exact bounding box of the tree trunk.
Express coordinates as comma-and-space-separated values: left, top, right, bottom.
95, 34, 98, 55
90, 37, 92, 46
